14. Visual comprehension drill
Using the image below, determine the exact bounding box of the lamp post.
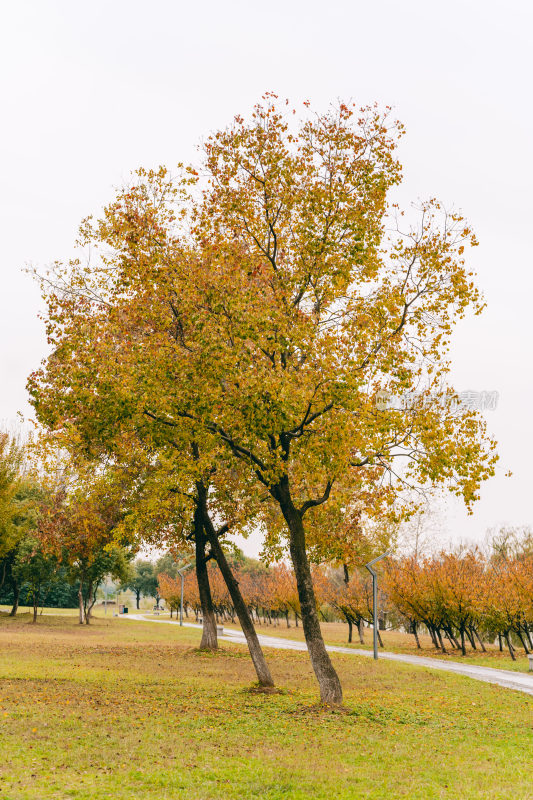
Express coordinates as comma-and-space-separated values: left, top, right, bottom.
364, 551, 390, 660
176, 561, 195, 626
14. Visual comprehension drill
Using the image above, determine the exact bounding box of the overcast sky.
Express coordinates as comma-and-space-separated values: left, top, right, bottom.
1, 1, 531, 555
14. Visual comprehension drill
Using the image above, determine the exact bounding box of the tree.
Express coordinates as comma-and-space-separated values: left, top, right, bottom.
270, 562, 300, 626
0, 432, 30, 615
13, 536, 58, 623
122, 559, 158, 609
0, 563, 80, 609
29, 97, 497, 704
35, 463, 134, 624
158, 571, 183, 617
0, 435, 52, 618
155, 552, 179, 579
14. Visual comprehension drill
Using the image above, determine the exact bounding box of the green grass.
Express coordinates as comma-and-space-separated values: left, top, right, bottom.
10, 605, 528, 672
211, 618, 532, 673
1, 611, 532, 799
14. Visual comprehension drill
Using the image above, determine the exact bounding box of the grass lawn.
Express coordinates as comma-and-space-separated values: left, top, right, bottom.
0, 611, 532, 800
206, 617, 531, 673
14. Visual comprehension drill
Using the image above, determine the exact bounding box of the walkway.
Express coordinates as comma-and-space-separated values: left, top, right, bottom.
122, 614, 533, 697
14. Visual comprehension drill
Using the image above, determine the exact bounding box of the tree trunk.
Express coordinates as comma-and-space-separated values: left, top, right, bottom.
473, 627, 486, 652
516, 630, 530, 655
198, 483, 274, 688
193, 505, 218, 651
459, 627, 466, 656
465, 627, 476, 649
78, 581, 85, 625
32, 590, 38, 623
85, 581, 94, 624
278, 483, 343, 705
428, 625, 439, 649
358, 619, 365, 644
411, 620, 421, 649
9, 580, 20, 617
347, 616, 353, 643
86, 585, 97, 624
504, 632, 516, 661
285, 610, 290, 628
136, 591, 140, 610
445, 630, 457, 649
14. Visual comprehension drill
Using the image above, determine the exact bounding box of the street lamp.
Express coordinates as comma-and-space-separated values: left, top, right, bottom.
176, 561, 195, 626
364, 551, 390, 660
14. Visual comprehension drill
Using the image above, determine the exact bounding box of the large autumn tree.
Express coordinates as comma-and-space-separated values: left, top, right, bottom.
29, 96, 496, 704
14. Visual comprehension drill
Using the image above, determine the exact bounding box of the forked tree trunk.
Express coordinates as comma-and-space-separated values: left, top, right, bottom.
445, 630, 457, 649
197, 483, 274, 688
193, 505, 218, 651
278, 483, 343, 705
450, 630, 461, 650
86, 582, 97, 624
465, 627, 476, 649
428, 625, 439, 649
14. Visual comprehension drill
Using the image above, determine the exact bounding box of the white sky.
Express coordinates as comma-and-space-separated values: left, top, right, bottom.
1, 0, 532, 556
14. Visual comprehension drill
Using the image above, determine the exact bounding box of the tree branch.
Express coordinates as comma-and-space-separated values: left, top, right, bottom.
299, 480, 333, 516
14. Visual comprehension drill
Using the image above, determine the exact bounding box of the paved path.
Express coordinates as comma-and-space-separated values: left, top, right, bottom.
122, 613, 533, 697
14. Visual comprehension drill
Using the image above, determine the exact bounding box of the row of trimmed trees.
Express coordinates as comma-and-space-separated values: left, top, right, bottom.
385, 544, 533, 660
158, 537, 533, 661
159, 560, 302, 627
